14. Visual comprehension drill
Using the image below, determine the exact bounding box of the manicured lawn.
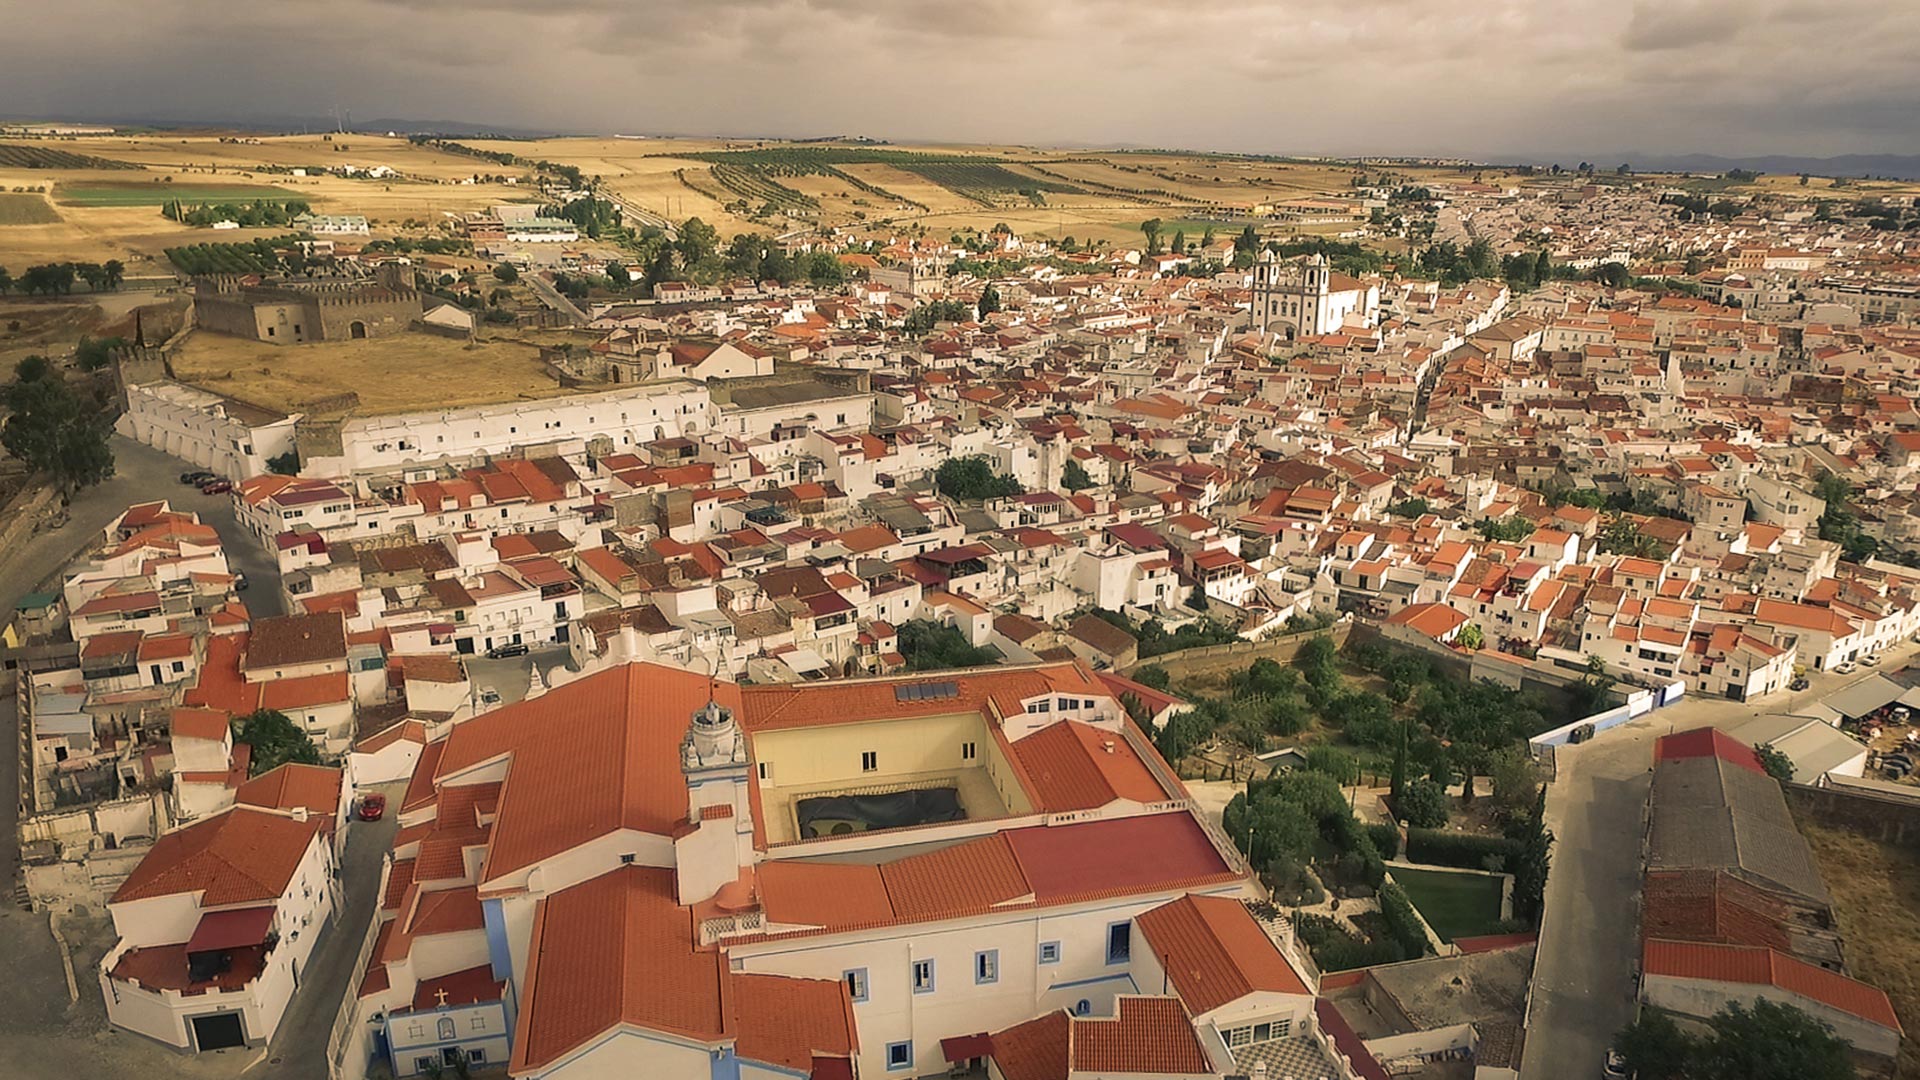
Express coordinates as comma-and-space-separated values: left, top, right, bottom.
55, 182, 300, 206
1391, 866, 1505, 942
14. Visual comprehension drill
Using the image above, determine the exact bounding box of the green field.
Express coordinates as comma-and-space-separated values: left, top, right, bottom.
1390, 866, 1506, 942
55, 182, 301, 207
0, 192, 60, 225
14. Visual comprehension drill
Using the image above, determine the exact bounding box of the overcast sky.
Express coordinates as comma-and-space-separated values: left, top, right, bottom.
3, 0, 1915, 160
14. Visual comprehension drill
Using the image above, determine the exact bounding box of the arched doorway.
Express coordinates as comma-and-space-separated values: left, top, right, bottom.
349, 321, 368, 339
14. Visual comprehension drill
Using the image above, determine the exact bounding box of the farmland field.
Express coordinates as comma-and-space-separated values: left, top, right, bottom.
0, 192, 61, 225
56, 181, 303, 207
0, 142, 140, 170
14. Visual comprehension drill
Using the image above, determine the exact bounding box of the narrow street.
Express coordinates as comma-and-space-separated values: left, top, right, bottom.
1521, 642, 1920, 1079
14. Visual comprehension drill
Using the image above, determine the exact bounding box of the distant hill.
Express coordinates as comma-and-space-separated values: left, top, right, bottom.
1563, 153, 1920, 181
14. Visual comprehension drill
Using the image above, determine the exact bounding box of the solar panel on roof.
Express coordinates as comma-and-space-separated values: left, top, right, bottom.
894, 681, 959, 702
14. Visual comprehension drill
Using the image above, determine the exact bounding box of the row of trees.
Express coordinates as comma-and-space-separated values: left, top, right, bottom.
161, 198, 311, 228
0, 260, 125, 296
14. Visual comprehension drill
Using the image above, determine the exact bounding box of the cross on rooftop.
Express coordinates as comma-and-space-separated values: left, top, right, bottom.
435, 988, 449, 1007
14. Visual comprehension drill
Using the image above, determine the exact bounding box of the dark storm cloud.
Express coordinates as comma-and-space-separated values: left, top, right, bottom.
0, 0, 1913, 157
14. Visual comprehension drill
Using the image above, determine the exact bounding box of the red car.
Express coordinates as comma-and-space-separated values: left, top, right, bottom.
357, 793, 387, 821
199, 479, 233, 495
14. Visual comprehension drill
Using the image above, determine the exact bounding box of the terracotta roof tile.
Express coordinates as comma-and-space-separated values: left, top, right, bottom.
112, 806, 324, 906
1135, 894, 1310, 1015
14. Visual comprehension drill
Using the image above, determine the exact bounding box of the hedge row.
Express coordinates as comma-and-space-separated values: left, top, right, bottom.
1376, 883, 1434, 959
1406, 828, 1522, 872
1365, 822, 1402, 860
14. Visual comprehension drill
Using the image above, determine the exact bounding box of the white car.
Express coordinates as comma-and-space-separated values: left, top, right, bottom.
1835, 661, 1858, 675
1603, 1049, 1631, 1079
1862, 653, 1882, 667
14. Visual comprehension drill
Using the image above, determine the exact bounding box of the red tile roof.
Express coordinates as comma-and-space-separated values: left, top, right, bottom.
1069, 996, 1212, 1075
235, 763, 343, 828
1134, 894, 1310, 1015
1655, 727, 1766, 775
989, 1010, 1070, 1080
112, 806, 323, 906
1642, 939, 1901, 1030
1009, 721, 1169, 812
511, 866, 855, 1073
1007, 812, 1231, 901
411, 964, 505, 1011
730, 973, 857, 1072
433, 663, 741, 883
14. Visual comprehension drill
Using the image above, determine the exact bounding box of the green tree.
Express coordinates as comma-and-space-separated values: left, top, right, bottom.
267, 450, 300, 475
1061, 458, 1094, 492
0, 265, 11, 295
1171, 229, 1187, 254
2, 372, 115, 494
14, 355, 51, 383
1614, 1010, 1694, 1080
1476, 515, 1536, 543
1388, 497, 1430, 519
604, 258, 630, 287
1389, 717, 1410, 803
676, 216, 720, 266
1510, 785, 1553, 925
1233, 225, 1259, 268
1488, 746, 1540, 814
232, 709, 321, 775
102, 259, 124, 290
896, 620, 999, 671
1133, 664, 1171, 691
1397, 778, 1449, 828
1140, 218, 1163, 255
74, 335, 126, 372
1697, 999, 1854, 1080
935, 455, 1022, 501
977, 283, 1002, 317
1755, 743, 1795, 783
1456, 623, 1484, 650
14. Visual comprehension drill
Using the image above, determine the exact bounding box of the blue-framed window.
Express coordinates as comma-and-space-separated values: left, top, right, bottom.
975, 949, 999, 985
886, 1041, 913, 1071
911, 958, 935, 994
1038, 940, 1061, 965
1106, 920, 1131, 964
844, 968, 869, 1003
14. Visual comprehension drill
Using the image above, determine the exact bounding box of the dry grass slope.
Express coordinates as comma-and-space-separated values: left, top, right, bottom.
1800, 823, 1920, 1076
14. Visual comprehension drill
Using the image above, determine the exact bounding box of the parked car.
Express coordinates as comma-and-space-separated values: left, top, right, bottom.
1835, 661, 1857, 675
487, 643, 530, 659
179, 470, 214, 485
357, 793, 387, 821
199, 478, 233, 495
1603, 1049, 1631, 1080
1862, 653, 1881, 667
478, 688, 502, 706
1789, 676, 1810, 691
233, 572, 250, 592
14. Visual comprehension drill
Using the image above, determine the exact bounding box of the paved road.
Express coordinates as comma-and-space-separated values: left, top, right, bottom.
525, 273, 589, 326
3, 436, 285, 887
269, 784, 401, 1079
1521, 644, 1920, 1079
